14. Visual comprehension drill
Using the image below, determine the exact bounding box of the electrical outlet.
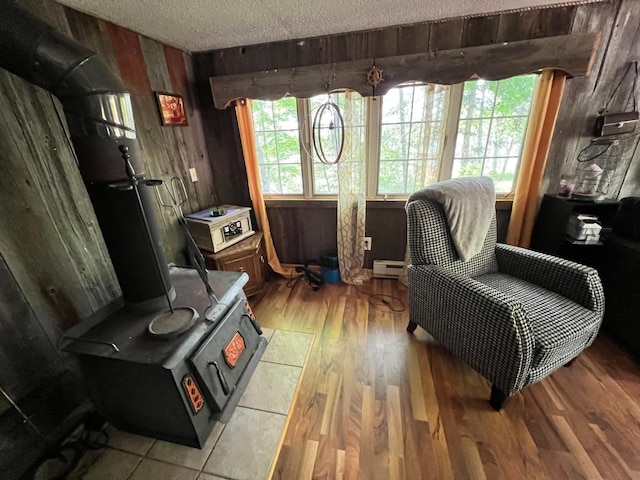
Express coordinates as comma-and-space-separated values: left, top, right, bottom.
189, 167, 198, 182
363, 237, 372, 251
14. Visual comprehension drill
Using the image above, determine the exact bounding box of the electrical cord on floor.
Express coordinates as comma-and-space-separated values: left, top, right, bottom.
32, 412, 110, 480
352, 283, 406, 312
286, 267, 315, 291
286, 266, 405, 309
287, 268, 304, 289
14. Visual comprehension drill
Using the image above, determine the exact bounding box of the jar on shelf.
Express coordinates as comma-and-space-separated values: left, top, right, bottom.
572, 139, 622, 201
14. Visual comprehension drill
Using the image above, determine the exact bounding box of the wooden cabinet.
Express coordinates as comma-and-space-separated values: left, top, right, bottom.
531, 194, 619, 268
203, 232, 266, 297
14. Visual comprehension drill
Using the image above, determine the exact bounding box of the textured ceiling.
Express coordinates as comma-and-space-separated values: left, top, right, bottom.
56, 0, 595, 53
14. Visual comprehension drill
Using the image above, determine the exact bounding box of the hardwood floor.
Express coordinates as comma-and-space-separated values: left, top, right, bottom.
252, 276, 640, 479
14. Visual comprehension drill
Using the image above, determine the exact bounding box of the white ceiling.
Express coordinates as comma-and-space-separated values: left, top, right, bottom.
56, 0, 595, 53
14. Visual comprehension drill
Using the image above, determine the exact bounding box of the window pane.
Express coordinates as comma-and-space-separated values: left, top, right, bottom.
454, 118, 491, 159
460, 80, 497, 118
314, 162, 338, 194
486, 117, 528, 158
380, 124, 409, 160
252, 100, 275, 131
408, 122, 425, 159
273, 97, 299, 130
482, 157, 519, 194
407, 159, 438, 192
495, 75, 537, 116
252, 98, 303, 195
452, 158, 483, 178
378, 84, 450, 195
279, 163, 303, 193
453, 75, 536, 193
379, 160, 407, 194
275, 130, 301, 163
259, 164, 281, 194
255, 132, 271, 164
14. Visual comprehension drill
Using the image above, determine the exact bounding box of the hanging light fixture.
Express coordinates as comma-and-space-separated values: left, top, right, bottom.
311, 91, 345, 165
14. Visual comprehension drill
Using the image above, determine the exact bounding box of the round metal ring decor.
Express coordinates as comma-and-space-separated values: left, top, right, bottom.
312, 97, 345, 165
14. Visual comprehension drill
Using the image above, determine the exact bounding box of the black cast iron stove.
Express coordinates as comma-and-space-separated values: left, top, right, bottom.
60, 266, 267, 448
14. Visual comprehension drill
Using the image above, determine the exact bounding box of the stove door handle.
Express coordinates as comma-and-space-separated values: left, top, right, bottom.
242, 313, 263, 335
208, 361, 231, 395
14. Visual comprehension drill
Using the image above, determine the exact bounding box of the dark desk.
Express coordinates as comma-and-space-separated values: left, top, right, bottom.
531, 194, 619, 268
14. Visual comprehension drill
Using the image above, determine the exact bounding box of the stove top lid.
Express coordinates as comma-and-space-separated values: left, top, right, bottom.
147, 307, 199, 339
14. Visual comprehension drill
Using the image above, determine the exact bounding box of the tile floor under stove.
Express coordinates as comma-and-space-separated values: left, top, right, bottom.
39, 329, 313, 480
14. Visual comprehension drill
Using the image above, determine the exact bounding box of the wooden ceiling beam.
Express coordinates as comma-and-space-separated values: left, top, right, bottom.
209, 32, 600, 109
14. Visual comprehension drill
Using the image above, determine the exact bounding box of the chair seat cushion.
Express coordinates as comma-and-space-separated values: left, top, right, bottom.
475, 272, 601, 382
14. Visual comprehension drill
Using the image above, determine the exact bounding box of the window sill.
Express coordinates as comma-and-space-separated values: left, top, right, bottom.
265, 198, 512, 210
264, 198, 406, 209
265, 199, 337, 208
496, 199, 514, 211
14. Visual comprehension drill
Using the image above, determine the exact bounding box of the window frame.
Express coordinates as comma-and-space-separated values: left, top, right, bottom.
255, 76, 535, 201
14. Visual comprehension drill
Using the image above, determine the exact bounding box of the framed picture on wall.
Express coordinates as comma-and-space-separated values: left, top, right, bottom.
155, 92, 188, 126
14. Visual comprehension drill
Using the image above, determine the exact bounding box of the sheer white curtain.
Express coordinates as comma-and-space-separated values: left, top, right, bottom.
337, 91, 369, 285
399, 84, 451, 286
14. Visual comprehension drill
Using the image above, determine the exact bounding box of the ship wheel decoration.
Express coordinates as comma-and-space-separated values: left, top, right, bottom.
366, 65, 384, 87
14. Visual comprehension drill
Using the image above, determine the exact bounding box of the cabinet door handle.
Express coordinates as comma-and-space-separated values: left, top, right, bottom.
238, 266, 246, 272
260, 255, 265, 263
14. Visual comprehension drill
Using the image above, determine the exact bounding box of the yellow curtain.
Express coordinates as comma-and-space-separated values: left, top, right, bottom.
507, 70, 566, 248
235, 98, 295, 278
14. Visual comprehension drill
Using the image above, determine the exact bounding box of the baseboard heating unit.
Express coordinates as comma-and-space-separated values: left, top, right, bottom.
373, 260, 404, 279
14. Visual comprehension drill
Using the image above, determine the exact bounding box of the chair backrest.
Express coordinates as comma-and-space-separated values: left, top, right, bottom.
406, 199, 498, 277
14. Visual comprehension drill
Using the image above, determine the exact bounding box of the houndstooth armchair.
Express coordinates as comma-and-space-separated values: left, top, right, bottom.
406, 199, 604, 410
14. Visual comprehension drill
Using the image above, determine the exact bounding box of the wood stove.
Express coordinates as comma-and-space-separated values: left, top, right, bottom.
0, 1, 267, 450
60, 266, 267, 448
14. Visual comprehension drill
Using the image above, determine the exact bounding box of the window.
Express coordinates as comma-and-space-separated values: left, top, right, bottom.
374, 84, 449, 195
252, 97, 302, 194
452, 76, 536, 194
251, 74, 536, 199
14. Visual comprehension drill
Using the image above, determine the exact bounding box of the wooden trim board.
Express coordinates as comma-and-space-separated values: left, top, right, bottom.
210, 33, 600, 108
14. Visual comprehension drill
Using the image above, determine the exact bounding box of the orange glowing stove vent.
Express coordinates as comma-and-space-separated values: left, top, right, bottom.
182, 375, 204, 414
224, 332, 246, 368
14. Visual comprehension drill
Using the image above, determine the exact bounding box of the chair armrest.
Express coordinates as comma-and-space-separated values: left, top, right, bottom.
495, 244, 604, 316
408, 264, 535, 395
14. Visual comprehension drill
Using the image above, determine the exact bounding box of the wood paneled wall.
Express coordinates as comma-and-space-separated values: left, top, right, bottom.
0, 0, 221, 436
266, 202, 511, 267
265, 202, 406, 268
195, 5, 580, 76
544, 0, 640, 198
208, 33, 599, 108
194, 1, 632, 266
266, 202, 338, 264
35, 2, 221, 263
0, 0, 218, 335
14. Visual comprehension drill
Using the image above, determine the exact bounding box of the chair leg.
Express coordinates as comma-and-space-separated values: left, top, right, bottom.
406, 321, 418, 333
490, 385, 507, 411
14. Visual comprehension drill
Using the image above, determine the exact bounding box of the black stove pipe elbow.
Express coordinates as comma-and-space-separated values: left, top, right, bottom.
0, 1, 174, 312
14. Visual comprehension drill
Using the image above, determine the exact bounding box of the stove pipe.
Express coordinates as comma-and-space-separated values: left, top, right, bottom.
0, 1, 174, 312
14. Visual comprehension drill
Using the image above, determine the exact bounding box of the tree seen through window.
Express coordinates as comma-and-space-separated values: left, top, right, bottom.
250, 74, 537, 197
